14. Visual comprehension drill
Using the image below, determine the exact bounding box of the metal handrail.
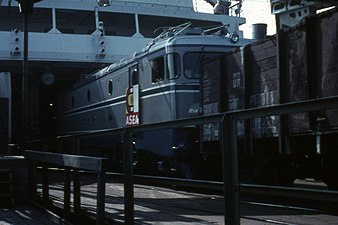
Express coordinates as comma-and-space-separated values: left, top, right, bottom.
33, 95, 338, 225
57, 95, 338, 139
122, 95, 338, 225
25, 150, 108, 225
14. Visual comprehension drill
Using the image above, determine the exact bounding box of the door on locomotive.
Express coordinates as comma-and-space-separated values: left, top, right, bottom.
130, 48, 201, 178
130, 53, 176, 176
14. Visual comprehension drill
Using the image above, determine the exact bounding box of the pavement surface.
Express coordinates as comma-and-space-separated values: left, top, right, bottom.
0, 204, 69, 225
1, 174, 338, 225
43, 179, 338, 225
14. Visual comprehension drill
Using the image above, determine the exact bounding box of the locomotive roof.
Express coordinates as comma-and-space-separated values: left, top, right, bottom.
90, 23, 248, 75
78, 24, 254, 85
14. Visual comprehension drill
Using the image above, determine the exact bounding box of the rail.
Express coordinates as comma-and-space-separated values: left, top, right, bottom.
121, 95, 338, 225
24, 150, 110, 225
25, 95, 338, 225
131, 175, 338, 204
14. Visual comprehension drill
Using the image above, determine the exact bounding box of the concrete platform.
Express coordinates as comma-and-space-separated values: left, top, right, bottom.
40, 177, 338, 225
0, 204, 70, 225
1, 179, 338, 225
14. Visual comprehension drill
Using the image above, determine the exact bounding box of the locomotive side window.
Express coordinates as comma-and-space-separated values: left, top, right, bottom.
129, 65, 139, 86
167, 53, 180, 79
151, 56, 164, 83
108, 79, 113, 95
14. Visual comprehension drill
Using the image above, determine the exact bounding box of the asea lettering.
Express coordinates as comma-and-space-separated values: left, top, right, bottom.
126, 113, 139, 126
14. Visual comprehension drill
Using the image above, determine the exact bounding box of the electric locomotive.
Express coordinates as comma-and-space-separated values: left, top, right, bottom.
57, 23, 254, 178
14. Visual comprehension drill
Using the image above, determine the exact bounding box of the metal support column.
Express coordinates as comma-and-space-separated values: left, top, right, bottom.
277, 29, 288, 154
21, 12, 29, 148
123, 129, 134, 224
222, 114, 240, 225
16, 0, 40, 149
242, 45, 253, 155
305, 16, 318, 132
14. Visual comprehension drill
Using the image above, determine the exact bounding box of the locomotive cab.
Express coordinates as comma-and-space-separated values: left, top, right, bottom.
133, 34, 254, 178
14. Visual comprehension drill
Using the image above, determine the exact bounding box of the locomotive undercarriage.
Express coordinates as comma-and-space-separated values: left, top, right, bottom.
239, 133, 338, 190
128, 127, 338, 191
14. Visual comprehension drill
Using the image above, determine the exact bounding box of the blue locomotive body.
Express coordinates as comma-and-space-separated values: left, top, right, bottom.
57, 27, 253, 177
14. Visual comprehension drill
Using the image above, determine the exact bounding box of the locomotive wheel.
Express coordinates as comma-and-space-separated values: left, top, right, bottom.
274, 157, 295, 186
136, 151, 157, 175
326, 177, 338, 190
176, 162, 194, 179
254, 155, 294, 186
323, 152, 338, 191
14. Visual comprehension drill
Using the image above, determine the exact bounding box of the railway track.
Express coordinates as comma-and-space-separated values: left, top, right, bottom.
239, 183, 338, 214
130, 174, 338, 212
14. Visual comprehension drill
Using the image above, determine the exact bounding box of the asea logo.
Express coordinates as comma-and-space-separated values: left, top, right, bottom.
126, 84, 140, 126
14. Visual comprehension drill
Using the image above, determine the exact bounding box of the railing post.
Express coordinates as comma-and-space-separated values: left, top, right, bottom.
72, 137, 81, 221
221, 114, 240, 225
64, 167, 71, 219
42, 165, 49, 204
123, 129, 134, 224
73, 169, 81, 221
96, 171, 106, 225
28, 160, 37, 201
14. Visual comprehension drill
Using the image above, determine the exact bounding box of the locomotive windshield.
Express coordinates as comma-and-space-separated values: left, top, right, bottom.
167, 53, 180, 79
184, 52, 225, 79
151, 53, 181, 81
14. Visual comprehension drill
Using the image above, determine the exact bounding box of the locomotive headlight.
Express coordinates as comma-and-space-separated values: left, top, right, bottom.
229, 32, 239, 43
